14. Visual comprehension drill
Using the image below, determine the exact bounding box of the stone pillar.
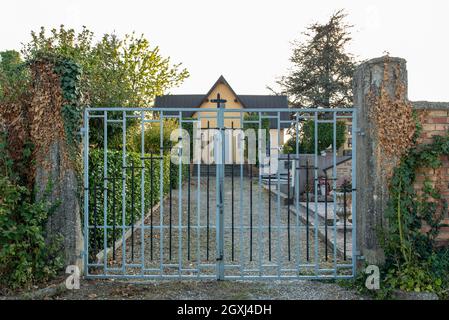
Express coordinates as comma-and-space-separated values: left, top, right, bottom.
29, 60, 84, 271
353, 56, 410, 265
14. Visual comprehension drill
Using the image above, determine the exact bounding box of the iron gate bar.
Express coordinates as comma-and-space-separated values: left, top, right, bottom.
295, 115, 301, 272
103, 111, 108, 271
314, 112, 319, 273
332, 112, 338, 275
257, 112, 263, 276
159, 112, 164, 276
206, 121, 210, 261
287, 153, 291, 261
140, 111, 145, 271
121, 111, 127, 273
178, 111, 183, 277
239, 112, 244, 279
277, 112, 281, 277
268, 140, 272, 262
231, 123, 235, 261
351, 110, 358, 275
93, 183, 98, 254
196, 117, 202, 277
169, 146, 173, 260
187, 152, 191, 261
249, 163, 253, 262
344, 188, 347, 261
325, 176, 328, 261
305, 159, 310, 261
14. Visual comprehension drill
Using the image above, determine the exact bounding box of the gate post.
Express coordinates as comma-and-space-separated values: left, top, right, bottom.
353, 56, 410, 267
213, 94, 226, 280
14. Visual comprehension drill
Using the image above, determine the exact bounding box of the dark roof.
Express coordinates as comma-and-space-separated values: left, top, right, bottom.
154, 76, 291, 128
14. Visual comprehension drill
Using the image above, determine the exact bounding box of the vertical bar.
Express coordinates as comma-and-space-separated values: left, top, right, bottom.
231, 122, 235, 261
112, 175, 117, 261
93, 184, 98, 254
121, 111, 127, 273
343, 187, 347, 261
130, 159, 135, 261
332, 112, 338, 275
187, 152, 191, 261
83, 109, 89, 274
306, 159, 310, 261
268, 141, 272, 262
178, 112, 183, 277
169, 147, 173, 260
103, 111, 108, 272
206, 121, 210, 261
196, 120, 202, 277
276, 112, 281, 278
287, 153, 291, 261
159, 112, 164, 276
217, 105, 225, 280
351, 110, 358, 276
295, 114, 300, 275
249, 163, 253, 261
239, 113, 244, 278
325, 176, 328, 261
314, 112, 319, 273
257, 114, 263, 276
140, 111, 145, 273
150, 155, 154, 260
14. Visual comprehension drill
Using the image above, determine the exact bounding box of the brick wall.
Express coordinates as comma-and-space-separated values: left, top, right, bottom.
413, 102, 449, 247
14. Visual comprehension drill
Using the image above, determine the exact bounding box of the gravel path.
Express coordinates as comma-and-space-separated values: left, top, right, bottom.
53, 279, 365, 300
93, 174, 350, 278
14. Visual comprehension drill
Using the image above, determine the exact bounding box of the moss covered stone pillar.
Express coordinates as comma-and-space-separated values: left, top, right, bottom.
353, 56, 415, 266
29, 58, 84, 271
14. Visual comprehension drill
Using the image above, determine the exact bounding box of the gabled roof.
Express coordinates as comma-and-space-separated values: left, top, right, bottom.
154, 76, 291, 128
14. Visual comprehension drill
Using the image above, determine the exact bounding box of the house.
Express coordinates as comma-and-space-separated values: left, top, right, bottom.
154, 75, 291, 144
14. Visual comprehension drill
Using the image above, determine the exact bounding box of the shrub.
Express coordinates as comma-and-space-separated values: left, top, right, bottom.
283, 120, 346, 154
0, 178, 63, 290
88, 149, 187, 255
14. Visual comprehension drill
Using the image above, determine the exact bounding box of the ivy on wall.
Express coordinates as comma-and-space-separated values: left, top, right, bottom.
380, 113, 449, 296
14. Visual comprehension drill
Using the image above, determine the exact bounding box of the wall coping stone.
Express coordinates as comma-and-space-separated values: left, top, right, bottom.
411, 101, 449, 110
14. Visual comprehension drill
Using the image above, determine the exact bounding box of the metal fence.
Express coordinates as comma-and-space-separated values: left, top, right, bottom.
82, 105, 357, 280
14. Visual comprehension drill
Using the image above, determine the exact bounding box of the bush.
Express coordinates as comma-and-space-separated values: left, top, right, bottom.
126, 118, 180, 154
283, 120, 346, 154
88, 149, 187, 255
0, 176, 63, 289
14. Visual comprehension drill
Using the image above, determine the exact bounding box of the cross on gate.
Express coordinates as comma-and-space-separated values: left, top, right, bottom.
211, 93, 227, 109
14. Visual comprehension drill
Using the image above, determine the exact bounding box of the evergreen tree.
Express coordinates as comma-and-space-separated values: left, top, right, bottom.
278, 10, 356, 108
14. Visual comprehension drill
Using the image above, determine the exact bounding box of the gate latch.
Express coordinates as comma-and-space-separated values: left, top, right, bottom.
216, 254, 224, 261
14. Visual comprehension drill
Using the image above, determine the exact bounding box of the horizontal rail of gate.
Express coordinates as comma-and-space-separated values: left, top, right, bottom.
82, 106, 357, 280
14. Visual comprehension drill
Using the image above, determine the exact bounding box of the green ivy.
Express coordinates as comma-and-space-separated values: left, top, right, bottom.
380, 114, 449, 297
0, 132, 63, 290
53, 58, 83, 153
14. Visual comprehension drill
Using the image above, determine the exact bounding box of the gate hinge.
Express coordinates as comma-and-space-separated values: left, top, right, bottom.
355, 251, 365, 261
355, 128, 365, 136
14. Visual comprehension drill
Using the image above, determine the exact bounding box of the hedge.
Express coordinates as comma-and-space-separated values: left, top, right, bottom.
88, 149, 188, 256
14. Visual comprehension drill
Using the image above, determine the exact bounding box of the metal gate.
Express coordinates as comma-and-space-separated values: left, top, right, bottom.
82, 101, 357, 280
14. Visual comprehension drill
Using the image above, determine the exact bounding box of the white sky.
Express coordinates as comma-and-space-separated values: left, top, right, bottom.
1, 0, 448, 101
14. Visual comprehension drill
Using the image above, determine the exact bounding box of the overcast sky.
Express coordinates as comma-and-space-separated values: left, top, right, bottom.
1, 0, 448, 101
